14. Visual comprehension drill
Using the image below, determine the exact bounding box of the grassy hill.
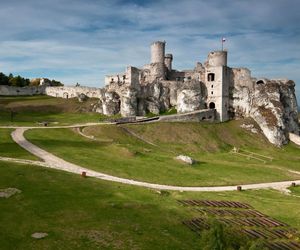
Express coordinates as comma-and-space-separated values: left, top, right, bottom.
1, 96, 300, 249
0, 95, 105, 126
1, 161, 300, 249
24, 120, 300, 186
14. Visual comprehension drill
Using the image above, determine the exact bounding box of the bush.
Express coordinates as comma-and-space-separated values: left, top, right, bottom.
199, 220, 264, 250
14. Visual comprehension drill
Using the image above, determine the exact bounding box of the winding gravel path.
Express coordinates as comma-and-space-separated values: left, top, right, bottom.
2, 126, 300, 192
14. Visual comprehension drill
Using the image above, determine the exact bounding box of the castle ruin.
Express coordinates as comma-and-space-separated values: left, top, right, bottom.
0, 40, 299, 146
103, 41, 231, 122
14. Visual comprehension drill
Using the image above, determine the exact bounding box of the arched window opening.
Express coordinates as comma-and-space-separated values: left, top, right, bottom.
211, 91, 214, 95
209, 102, 215, 109
207, 73, 215, 82
256, 80, 265, 85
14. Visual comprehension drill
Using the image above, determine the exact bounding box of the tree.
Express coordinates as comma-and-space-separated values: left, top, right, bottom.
200, 220, 227, 250
0, 72, 9, 85
50, 79, 63, 86
199, 220, 255, 250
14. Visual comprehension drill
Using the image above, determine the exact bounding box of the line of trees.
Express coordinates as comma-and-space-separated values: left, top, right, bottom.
0, 72, 63, 87
0, 73, 30, 87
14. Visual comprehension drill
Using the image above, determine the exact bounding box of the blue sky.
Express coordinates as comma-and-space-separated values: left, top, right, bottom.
0, 0, 299, 101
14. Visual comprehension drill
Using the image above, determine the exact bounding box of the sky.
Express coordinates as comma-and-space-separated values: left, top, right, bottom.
0, 0, 299, 101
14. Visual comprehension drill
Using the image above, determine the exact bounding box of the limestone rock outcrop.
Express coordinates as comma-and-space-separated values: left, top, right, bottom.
177, 80, 203, 113
230, 78, 299, 146
102, 91, 120, 116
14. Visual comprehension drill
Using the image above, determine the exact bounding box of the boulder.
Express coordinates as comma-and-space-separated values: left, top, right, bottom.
175, 155, 195, 165
31, 232, 48, 239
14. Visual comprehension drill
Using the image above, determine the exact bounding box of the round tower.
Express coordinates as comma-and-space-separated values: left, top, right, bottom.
207, 51, 227, 67
164, 53, 173, 71
151, 41, 166, 64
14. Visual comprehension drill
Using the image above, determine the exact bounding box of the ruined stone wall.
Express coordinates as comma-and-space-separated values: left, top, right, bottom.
164, 54, 173, 71
0, 85, 46, 96
158, 109, 215, 122
45, 86, 103, 99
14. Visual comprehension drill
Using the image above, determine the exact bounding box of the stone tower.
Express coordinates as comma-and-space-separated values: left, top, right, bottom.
164, 53, 173, 71
205, 50, 229, 122
151, 41, 165, 63
149, 41, 167, 81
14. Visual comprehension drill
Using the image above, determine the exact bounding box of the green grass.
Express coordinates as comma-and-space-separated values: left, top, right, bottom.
24, 121, 300, 186
1, 161, 300, 249
0, 129, 38, 160
0, 95, 105, 126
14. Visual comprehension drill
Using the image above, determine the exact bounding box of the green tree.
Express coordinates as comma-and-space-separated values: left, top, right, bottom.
0, 72, 9, 85
200, 220, 227, 250
50, 79, 63, 86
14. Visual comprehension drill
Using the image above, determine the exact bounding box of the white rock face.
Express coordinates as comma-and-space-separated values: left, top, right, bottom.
102, 91, 120, 116
175, 155, 195, 165
120, 88, 137, 117
177, 80, 202, 113
289, 133, 300, 146
231, 78, 299, 146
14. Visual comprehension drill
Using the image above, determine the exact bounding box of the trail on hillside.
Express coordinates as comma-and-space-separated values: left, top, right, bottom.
3, 127, 300, 192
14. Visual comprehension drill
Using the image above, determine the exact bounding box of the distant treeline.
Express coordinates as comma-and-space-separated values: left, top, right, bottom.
0, 72, 63, 87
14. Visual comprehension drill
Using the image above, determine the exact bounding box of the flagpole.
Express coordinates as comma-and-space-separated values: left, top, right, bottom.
221, 37, 226, 51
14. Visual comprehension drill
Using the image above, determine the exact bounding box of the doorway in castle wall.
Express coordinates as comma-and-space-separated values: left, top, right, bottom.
209, 102, 215, 109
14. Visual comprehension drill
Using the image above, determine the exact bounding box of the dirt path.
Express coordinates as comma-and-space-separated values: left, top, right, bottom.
4, 127, 300, 192
0, 122, 114, 130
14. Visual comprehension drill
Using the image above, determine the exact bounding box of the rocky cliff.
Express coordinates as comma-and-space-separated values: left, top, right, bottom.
230, 78, 299, 146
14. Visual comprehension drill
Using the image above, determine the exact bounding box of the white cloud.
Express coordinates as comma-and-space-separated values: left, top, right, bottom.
0, 0, 299, 100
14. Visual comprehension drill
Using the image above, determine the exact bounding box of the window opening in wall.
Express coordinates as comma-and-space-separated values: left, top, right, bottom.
209, 102, 215, 109
211, 85, 213, 88
211, 91, 213, 95
208, 73, 215, 82
256, 80, 264, 84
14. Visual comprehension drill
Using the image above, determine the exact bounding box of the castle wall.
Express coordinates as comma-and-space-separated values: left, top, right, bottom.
126, 66, 140, 87
158, 109, 215, 122
45, 86, 103, 99
0, 85, 46, 96
105, 73, 125, 85
231, 68, 254, 89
